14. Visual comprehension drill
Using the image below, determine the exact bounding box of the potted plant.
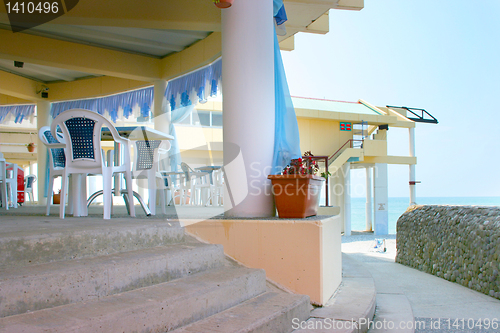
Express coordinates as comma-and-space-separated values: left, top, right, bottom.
26, 143, 35, 152
268, 151, 325, 218
213, 0, 233, 8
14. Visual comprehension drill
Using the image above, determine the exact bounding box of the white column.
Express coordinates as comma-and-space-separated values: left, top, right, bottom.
153, 80, 168, 132
373, 163, 388, 235
331, 168, 345, 233
343, 162, 351, 236
36, 100, 51, 206
153, 80, 170, 208
222, 0, 275, 217
365, 166, 373, 232
409, 127, 416, 205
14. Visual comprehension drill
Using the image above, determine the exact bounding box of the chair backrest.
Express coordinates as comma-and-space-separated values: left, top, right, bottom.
39, 126, 66, 169
51, 109, 122, 171
25, 175, 37, 190
134, 140, 162, 171
180, 162, 192, 183
213, 169, 224, 187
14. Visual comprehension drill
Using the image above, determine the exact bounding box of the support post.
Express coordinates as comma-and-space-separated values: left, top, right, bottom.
222, 0, 275, 217
36, 100, 50, 206
409, 127, 416, 205
365, 166, 373, 232
373, 163, 388, 235
343, 162, 351, 236
330, 167, 344, 233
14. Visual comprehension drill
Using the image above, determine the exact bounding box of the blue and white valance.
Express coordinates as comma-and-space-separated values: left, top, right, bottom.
164, 57, 222, 111
51, 86, 154, 123
0, 104, 35, 124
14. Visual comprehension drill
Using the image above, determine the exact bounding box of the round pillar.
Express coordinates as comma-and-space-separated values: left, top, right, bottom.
222, 0, 275, 217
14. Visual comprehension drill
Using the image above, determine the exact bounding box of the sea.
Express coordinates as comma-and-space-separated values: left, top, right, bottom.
349, 196, 500, 234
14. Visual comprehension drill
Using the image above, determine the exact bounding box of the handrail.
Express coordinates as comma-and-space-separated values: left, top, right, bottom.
328, 139, 364, 162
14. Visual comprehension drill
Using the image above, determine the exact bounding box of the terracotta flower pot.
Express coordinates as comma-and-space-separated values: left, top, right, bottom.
27, 144, 35, 152
213, 0, 233, 9
268, 174, 324, 218
53, 192, 61, 204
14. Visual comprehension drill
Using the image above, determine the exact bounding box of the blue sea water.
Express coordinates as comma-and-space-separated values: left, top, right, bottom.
350, 197, 500, 234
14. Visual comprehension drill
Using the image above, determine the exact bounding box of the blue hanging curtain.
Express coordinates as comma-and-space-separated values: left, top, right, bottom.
0, 104, 35, 124
167, 105, 195, 172
50, 86, 154, 123
271, 20, 301, 174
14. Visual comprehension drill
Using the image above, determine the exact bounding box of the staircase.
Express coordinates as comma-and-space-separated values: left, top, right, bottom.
328, 139, 364, 171
0, 219, 310, 332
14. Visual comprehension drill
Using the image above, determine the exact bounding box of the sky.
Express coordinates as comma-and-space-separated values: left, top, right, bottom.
281, 0, 500, 198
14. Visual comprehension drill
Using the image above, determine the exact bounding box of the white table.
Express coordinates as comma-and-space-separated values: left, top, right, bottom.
194, 165, 222, 184
86, 126, 174, 216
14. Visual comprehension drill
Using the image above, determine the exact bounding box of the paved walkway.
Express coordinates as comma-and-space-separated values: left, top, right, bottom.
342, 233, 500, 333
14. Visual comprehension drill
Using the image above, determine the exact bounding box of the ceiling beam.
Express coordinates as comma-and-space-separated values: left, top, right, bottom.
161, 32, 221, 81
33, 25, 186, 52
0, 70, 40, 101
0, 29, 161, 81
23, 63, 76, 82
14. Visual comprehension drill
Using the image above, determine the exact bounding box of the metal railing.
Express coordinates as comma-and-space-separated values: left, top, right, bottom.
328, 139, 364, 162
386, 105, 438, 124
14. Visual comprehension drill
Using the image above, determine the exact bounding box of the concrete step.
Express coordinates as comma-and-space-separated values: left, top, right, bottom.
0, 266, 267, 333
0, 220, 185, 267
0, 242, 224, 318
172, 291, 310, 333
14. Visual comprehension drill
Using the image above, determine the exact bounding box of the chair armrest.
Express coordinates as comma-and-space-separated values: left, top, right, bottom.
44, 142, 66, 149
112, 136, 131, 146
158, 148, 169, 156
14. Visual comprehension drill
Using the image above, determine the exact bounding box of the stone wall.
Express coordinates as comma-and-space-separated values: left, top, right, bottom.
396, 205, 500, 300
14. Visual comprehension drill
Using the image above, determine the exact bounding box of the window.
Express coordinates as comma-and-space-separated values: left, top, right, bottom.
198, 111, 211, 127
212, 112, 223, 127
176, 111, 223, 128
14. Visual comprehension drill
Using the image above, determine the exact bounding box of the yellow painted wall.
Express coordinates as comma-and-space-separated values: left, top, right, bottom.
0, 94, 31, 105
297, 118, 353, 156
47, 77, 150, 101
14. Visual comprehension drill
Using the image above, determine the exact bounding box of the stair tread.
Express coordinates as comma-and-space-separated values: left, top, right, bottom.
0, 221, 186, 267
0, 242, 225, 317
172, 291, 310, 333
0, 266, 267, 332
0, 241, 221, 278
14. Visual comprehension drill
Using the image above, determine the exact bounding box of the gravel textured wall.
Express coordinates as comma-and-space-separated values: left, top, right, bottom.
396, 205, 500, 300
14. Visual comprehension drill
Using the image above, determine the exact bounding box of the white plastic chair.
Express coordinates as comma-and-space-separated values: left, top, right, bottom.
0, 154, 18, 210
131, 139, 171, 215
51, 109, 135, 219
39, 126, 76, 216
180, 162, 211, 206
24, 174, 37, 204
208, 168, 224, 206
